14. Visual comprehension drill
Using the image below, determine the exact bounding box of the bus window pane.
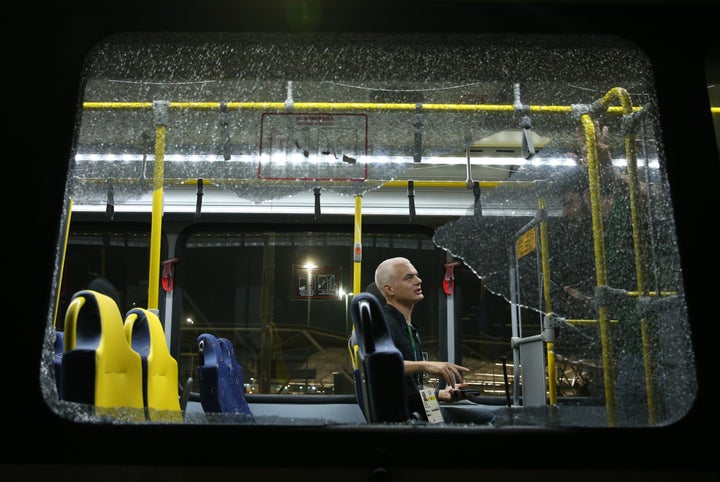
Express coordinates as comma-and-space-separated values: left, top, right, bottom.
43, 32, 696, 429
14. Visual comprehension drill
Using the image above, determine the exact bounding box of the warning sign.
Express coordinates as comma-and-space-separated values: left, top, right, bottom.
516, 227, 536, 259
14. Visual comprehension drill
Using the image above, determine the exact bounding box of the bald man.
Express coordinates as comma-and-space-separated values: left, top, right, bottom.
374, 257, 473, 421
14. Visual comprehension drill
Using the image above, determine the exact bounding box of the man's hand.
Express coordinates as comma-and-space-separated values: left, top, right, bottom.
423, 360, 470, 387
437, 383, 471, 402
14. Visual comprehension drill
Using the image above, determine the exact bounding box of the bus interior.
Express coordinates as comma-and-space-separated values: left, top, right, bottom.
40, 31, 704, 432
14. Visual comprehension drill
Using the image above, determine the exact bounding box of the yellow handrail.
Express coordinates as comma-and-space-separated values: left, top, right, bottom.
84, 100, 640, 113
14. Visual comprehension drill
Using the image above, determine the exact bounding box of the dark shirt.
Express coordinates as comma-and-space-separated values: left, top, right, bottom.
383, 304, 426, 420
382, 303, 497, 425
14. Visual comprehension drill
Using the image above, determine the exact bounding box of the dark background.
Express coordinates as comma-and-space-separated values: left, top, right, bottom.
10, 0, 719, 480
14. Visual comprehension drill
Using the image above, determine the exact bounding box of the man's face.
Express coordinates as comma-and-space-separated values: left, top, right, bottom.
390, 260, 424, 305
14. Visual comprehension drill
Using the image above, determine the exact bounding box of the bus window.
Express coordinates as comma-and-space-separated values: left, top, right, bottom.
42, 32, 696, 429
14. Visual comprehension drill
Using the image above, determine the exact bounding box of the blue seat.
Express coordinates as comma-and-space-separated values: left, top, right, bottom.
348, 292, 410, 423
54, 331, 64, 398
196, 333, 254, 422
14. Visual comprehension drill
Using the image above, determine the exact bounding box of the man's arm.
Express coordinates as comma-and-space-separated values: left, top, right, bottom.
404, 359, 469, 387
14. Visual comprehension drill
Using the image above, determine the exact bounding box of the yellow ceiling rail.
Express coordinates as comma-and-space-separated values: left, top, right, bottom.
83, 100, 639, 114
71, 178, 539, 189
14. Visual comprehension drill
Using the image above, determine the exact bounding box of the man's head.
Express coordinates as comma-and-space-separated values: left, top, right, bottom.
374, 257, 424, 310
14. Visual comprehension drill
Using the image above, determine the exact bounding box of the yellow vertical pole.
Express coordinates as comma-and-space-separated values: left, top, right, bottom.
581, 113, 616, 427
537, 189, 557, 407
349, 194, 364, 372
147, 100, 168, 311
602, 87, 656, 425
54, 197, 74, 328
353, 194, 363, 295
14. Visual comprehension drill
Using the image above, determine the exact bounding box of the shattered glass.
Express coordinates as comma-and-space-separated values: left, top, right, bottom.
45, 32, 696, 428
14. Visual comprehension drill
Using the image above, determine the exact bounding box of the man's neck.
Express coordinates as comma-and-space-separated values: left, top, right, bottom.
387, 300, 413, 324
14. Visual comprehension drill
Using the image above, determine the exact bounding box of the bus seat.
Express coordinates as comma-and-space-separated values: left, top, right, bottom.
196, 333, 255, 421
347, 329, 365, 416
54, 331, 64, 398
124, 307, 183, 422
349, 292, 410, 423
61, 290, 145, 421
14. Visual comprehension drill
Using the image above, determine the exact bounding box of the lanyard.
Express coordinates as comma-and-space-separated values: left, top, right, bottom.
407, 323, 418, 361
407, 323, 426, 388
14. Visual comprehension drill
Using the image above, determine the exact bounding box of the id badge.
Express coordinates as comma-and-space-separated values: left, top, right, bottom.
420, 386, 444, 423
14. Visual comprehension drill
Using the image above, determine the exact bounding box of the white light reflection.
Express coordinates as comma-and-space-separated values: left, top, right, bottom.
74, 152, 660, 168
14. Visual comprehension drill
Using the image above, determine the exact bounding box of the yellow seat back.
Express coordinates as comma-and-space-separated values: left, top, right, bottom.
124, 308, 183, 422
63, 290, 144, 420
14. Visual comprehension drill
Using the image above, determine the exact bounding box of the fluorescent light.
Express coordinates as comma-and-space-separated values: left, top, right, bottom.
74, 152, 657, 168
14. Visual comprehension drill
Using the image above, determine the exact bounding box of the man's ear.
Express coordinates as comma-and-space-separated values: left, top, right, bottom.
382, 285, 393, 298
